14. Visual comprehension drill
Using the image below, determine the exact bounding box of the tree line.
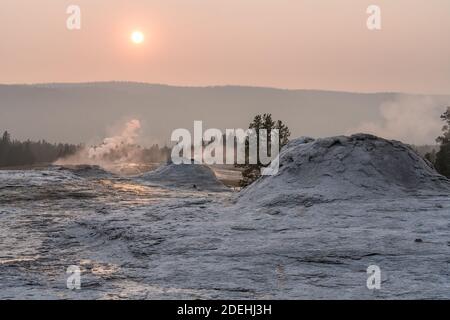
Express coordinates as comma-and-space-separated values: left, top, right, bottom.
91, 142, 171, 164
0, 131, 80, 167
2, 108, 449, 178
426, 107, 450, 178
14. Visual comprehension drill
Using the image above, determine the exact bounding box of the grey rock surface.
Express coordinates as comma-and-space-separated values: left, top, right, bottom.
1, 135, 450, 299
239, 134, 450, 208
138, 162, 229, 192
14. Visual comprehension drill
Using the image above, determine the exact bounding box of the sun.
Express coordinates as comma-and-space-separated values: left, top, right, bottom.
131, 31, 144, 44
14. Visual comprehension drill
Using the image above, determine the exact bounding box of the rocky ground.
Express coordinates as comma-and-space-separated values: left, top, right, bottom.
1, 135, 449, 299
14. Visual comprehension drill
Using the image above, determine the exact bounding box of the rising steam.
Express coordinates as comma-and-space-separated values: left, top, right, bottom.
348, 96, 445, 145
87, 119, 141, 160
55, 119, 169, 173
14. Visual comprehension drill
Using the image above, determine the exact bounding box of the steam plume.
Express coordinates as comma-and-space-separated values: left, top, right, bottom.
348, 96, 444, 145
87, 119, 141, 160
55, 119, 153, 171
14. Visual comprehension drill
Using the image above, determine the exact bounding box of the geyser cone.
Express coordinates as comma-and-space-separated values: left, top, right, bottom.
239, 134, 450, 207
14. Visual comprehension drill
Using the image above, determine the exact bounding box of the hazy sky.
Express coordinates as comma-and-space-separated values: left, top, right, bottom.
1, 0, 449, 94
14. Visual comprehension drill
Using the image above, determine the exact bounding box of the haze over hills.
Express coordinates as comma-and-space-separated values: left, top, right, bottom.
0, 82, 449, 145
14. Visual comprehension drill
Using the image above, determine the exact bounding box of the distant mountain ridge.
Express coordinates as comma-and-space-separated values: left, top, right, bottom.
1, 82, 449, 145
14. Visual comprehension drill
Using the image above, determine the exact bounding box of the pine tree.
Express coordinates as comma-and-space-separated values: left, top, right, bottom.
239, 114, 291, 187
2, 131, 11, 144
435, 107, 450, 178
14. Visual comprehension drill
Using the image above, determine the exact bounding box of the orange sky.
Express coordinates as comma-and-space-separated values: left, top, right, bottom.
1, 0, 449, 94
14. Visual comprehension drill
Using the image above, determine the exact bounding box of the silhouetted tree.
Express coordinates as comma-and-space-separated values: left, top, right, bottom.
424, 149, 437, 164
2, 131, 11, 144
240, 114, 291, 187
435, 107, 450, 178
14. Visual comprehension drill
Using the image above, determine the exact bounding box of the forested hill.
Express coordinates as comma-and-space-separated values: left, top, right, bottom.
0, 131, 80, 167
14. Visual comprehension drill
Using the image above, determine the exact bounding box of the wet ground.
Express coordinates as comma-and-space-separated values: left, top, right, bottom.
1, 167, 450, 299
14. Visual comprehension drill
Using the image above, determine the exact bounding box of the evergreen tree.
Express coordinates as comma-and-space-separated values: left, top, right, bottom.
2, 131, 11, 144
240, 114, 291, 187
424, 149, 437, 164
435, 107, 450, 178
